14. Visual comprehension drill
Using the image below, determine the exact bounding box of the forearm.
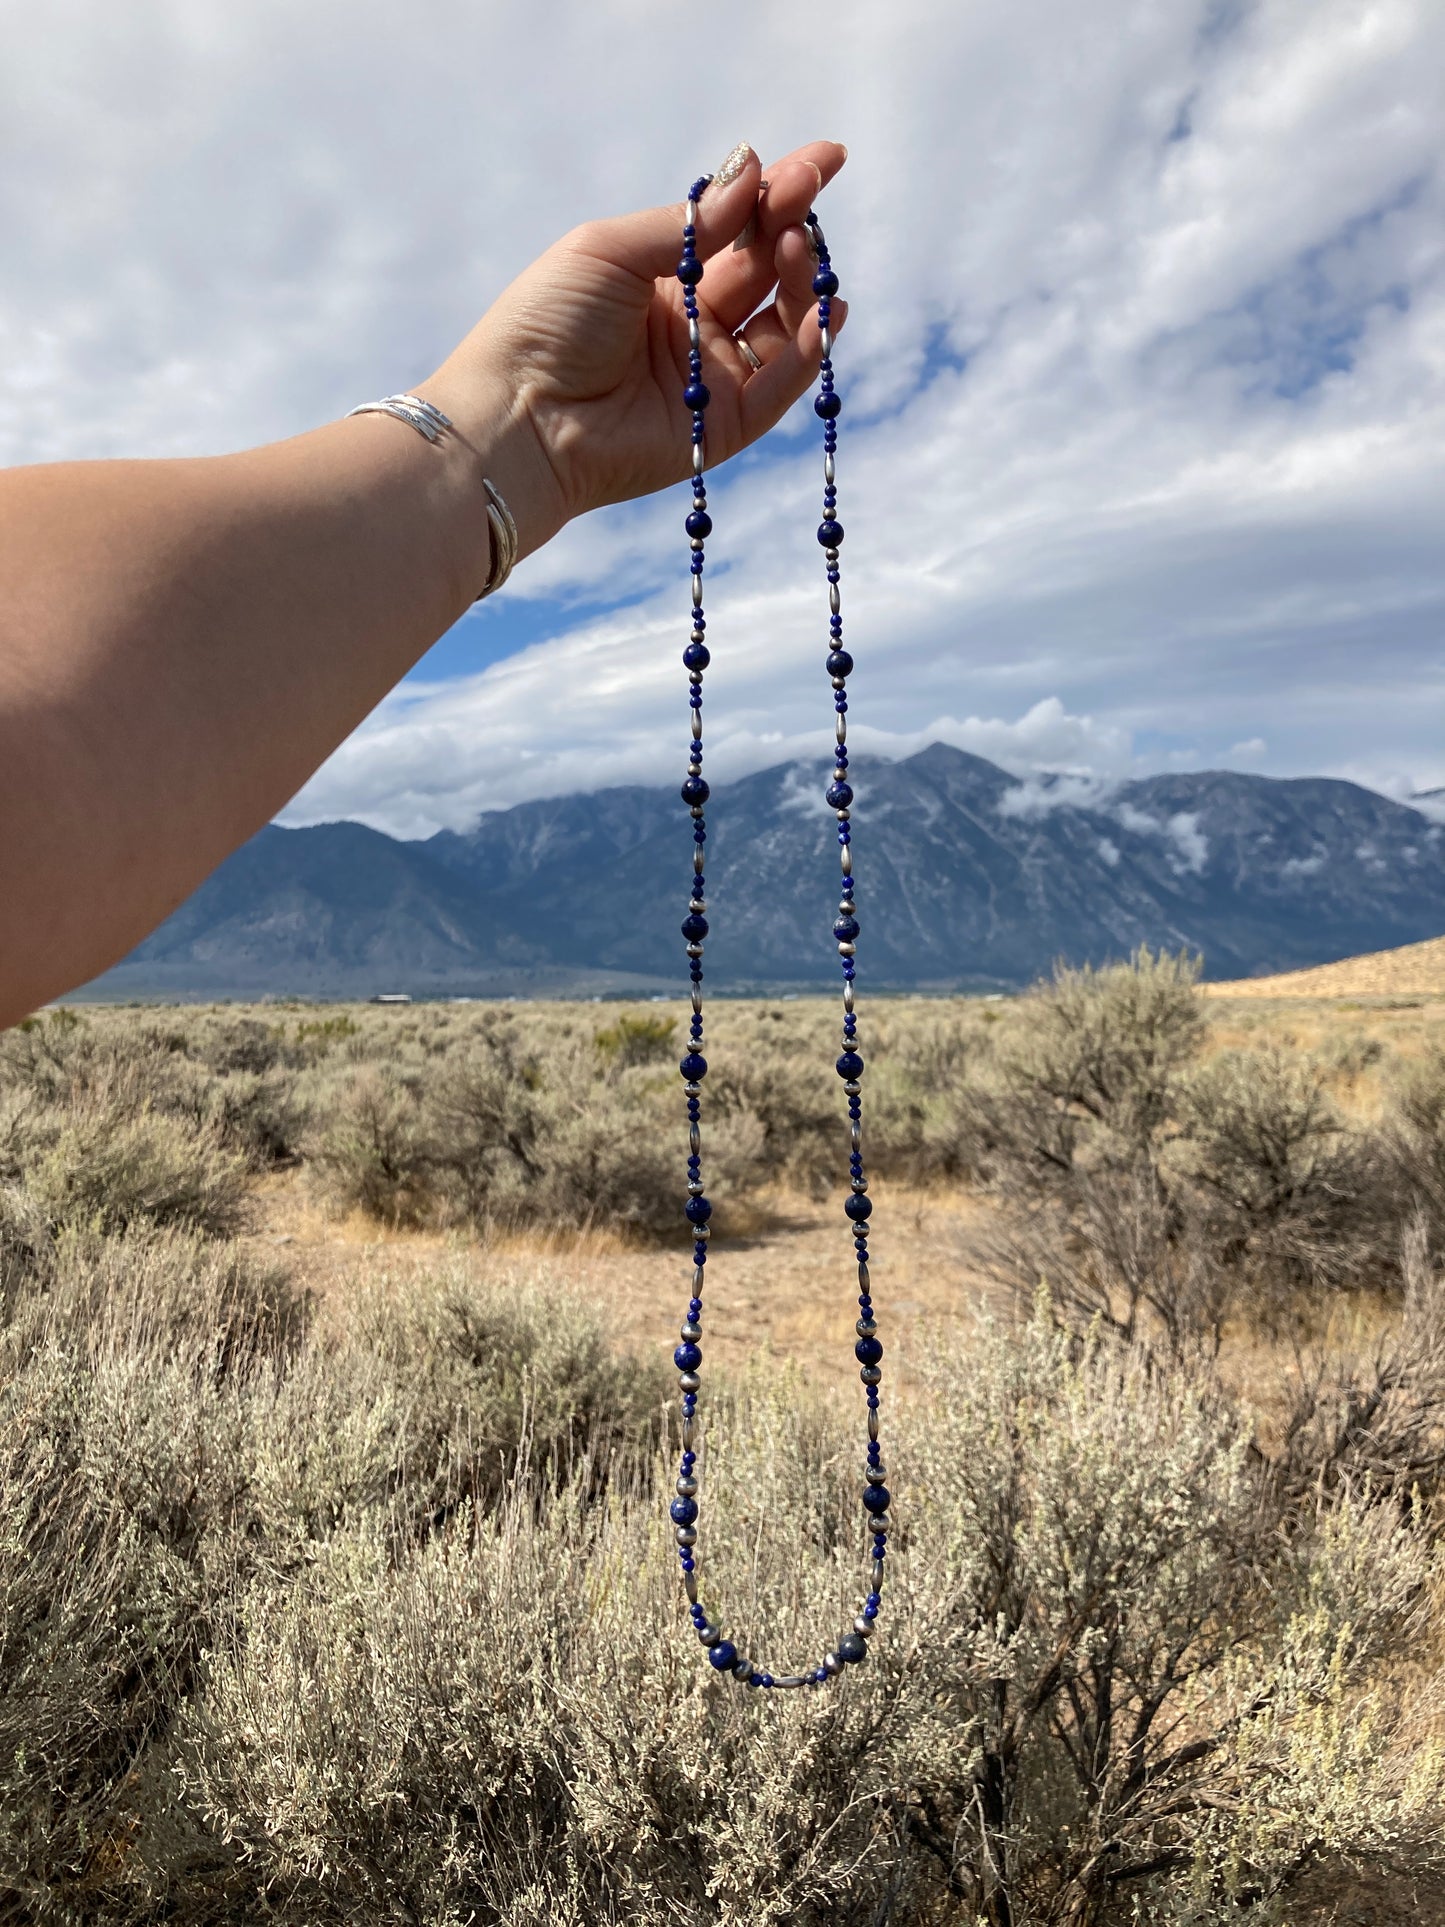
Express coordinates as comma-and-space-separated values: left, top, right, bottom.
0, 386, 545, 1023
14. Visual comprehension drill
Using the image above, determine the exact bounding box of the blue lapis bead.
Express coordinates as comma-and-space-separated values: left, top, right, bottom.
677, 256, 703, 286
708, 1642, 738, 1672
838, 1632, 868, 1664
674, 1342, 702, 1372
826, 647, 852, 676
670, 1495, 699, 1526
845, 1193, 873, 1223
680, 775, 710, 806
862, 1484, 890, 1515
818, 519, 844, 546
681, 913, 709, 942
686, 510, 713, 539
836, 1049, 864, 1079
826, 781, 854, 811
679, 1051, 707, 1081
683, 381, 711, 411
814, 392, 842, 421
684, 1195, 713, 1225
855, 1333, 882, 1366
833, 914, 860, 942
813, 267, 839, 297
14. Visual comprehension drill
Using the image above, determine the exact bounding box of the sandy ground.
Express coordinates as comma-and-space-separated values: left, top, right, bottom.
248, 1172, 1008, 1391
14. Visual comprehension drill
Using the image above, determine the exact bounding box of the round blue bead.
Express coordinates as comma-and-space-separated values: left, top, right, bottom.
683, 641, 710, 671
679, 1051, 708, 1081
708, 1640, 738, 1671
838, 1631, 868, 1664
674, 1341, 702, 1372
855, 1333, 883, 1366
684, 1195, 712, 1225
818, 519, 845, 546
670, 1495, 698, 1526
813, 268, 840, 297
683, 381, 711, 411
681, 913, 709, 942
845, 1193, 873, 1223
863, 1484, 890, 1515
681, 775, 710, 806
836, 1049, 864, 1079
685, 510, 713, 539
677, 256, 703, 286
814, 392, 842, 421
826, 649, 853, 678
833, 914, 860, 942
826, 781, 854, 811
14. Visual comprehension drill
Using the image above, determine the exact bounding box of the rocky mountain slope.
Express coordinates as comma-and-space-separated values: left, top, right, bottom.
78, 745, 1445, 998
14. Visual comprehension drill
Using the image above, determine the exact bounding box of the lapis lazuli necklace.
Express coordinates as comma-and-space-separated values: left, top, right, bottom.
668, 178, 887, 1689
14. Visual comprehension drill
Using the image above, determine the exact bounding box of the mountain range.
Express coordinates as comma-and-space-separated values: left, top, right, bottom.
76, 744, 1445, 999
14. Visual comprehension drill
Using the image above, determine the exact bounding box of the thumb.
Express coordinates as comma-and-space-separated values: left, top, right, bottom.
575, 145, 763, 286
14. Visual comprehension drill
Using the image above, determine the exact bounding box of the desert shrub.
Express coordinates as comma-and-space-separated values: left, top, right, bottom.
25, 1093, 249, 1241
311, 1065, 431, 1224
594, 1011, 676, 1067
1382, 1048, 1445, 1254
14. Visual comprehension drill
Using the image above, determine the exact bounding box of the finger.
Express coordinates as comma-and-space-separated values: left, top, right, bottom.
736, 297, 850, 445
701, 142, 847, 334
570, 144, 765, 287
768, 223, 827, 346
733, 295, 849, 381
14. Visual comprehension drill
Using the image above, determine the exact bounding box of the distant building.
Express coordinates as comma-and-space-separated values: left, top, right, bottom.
371, 992, 412, 1005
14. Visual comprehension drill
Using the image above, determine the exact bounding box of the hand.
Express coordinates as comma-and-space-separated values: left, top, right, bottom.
426, 140, 849, 555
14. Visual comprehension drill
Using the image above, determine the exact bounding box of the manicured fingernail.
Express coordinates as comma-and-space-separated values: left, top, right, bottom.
712, 141, 752, 188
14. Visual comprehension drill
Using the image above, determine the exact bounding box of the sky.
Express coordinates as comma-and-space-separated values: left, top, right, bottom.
2, 0, 1442, 839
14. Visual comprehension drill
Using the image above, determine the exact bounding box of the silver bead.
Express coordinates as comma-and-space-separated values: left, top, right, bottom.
838, 941, 856, 957
682, 1418, 695, 1450
689, 666, 703, 683
734, 1656, 755, 1682
773, 1675, 810, 1689
861, 1365, 882, 1386
872, 1559, 885, 1588
685, 1571, 699, 1602
686, 943, 704, 958
679, 1372, 701, 1393
688, 316, 701, 349
820, 327, 833, 358
691, 537, 704, 552
829, 581, 840, 614
692, 443, 705, 475
687, 1179, 705, 1196
681, 1320, 701, 1340
867, 1462, 886, 1483
691, 712, 703, 739
823, 1652, 843, 1676
831, 676, 846, 691
692, 1265, 705, 1289
694, 1222, 711, 1240
686, 198, 699, 226
857, 1260, 870, 1288
869, 1512, 891, 1533
851, 1177, 868, 1193
676, 1475, 699, 1498
835, 714, 847, 744
824, 452, 835, 485
699, 1622, 721, 1645
840, 847, 853, 878
844, 1079, 862, 1095
868, 1409, 879, 1442
856, 1318, 877, 1338
825, 546, 839, 564
676, 1525, 698, 1547
854, 1615, 875, 1639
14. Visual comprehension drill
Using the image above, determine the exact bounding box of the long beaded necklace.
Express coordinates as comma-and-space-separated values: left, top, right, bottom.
667, 177, 888, 1689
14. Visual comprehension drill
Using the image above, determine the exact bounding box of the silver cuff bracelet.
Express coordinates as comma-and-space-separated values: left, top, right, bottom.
347, 393, 518, 601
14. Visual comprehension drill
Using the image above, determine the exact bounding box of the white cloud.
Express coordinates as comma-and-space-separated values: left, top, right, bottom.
1282, 851, 1326, 877
2, 0, 1443, 831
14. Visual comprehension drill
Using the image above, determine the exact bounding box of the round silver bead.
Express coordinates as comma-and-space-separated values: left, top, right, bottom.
869, 1513, 891, 1534
825, 546, 839, 564
860, 1365, 882, 1386
676, 1475, 698, 1498
688, 1179, 705, 1196
679, 1372, 702, 1393
831, 676, 846, 691
823, 1652, 843, 1676
699, 1623, 722, 1645
733, 1656, 754, 1682
837, 942, 856, 957
851, 1177, 868, 1193
685, 943, 704, 958
690, 537, 704, 552
867, 1462, 886, 1484
694, 1222, 711, 1240
681, 1320, 701, 1340
676, 1525, 698, 1547
856, 1319, 877, 1338
854, 1615, 875, 1639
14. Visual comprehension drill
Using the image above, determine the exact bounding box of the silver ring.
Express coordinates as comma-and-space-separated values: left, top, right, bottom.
735, 335, 763, 373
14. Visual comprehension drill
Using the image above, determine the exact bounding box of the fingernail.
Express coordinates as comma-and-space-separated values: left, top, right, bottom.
712, 141, 752, 188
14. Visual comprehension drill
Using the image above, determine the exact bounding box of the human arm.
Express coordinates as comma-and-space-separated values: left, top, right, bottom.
0, 140, 846, 1026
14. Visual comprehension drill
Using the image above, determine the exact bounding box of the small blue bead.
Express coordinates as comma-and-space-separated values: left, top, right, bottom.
708, 1641, 738, 1672
670, 1495, 699, 1526
845, 1193, 873, 1223
855, 1334, 883, 1366
818, 519, 844, 546
685, 510, 713, 539
684, 1195, 712, 1225
674, 1341, 702, 1373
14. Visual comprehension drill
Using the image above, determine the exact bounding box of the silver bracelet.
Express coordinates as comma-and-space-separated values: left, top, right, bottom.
347, 393, 517, 600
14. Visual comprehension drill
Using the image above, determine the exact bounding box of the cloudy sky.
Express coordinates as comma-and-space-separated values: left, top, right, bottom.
3, 0, 1442, 837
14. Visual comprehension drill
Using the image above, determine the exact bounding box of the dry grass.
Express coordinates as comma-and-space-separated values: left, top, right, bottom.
1205, 932, 1445, 1001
